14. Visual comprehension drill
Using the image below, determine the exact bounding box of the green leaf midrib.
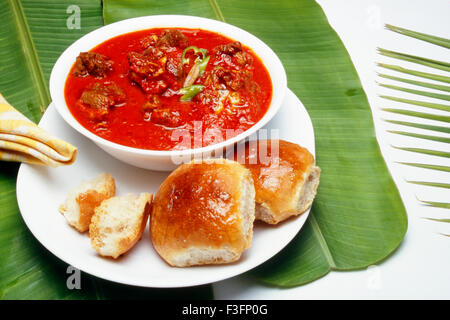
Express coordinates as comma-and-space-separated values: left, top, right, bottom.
309, 214, 337, 269
7, 0, 50, 110
207, 0, 225, 22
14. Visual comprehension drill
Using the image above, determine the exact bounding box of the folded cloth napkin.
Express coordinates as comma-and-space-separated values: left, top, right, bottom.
0, 94, 77, 166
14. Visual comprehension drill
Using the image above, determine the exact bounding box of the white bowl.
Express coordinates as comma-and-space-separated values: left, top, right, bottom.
50, 15, 287, 171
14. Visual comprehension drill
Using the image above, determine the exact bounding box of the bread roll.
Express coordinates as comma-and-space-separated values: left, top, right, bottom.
235, 140, 320, 224
59, 173, 115, 232
89, 193, 152, 259
151, 159, 255, 267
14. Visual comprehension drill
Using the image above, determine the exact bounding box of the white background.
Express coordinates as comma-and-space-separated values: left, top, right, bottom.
213, 0, 450, 299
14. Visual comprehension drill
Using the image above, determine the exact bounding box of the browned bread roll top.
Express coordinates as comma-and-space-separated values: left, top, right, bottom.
150, 159, 255, 267
235, 139, 320, 224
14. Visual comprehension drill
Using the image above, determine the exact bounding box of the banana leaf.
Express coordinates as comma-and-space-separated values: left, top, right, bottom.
0, 0, 212, 299
103, 0, 408, 286
0, 0, 408, 296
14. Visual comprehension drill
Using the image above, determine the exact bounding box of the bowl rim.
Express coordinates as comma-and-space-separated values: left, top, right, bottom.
50, 14, 287, 157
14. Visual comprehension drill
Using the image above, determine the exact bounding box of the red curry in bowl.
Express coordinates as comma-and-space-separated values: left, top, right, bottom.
64, 28, 272, 150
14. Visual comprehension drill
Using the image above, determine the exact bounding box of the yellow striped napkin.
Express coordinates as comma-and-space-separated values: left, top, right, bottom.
0, 94, 77, 167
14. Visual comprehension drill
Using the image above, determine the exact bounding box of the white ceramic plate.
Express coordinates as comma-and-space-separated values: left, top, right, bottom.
16, 89, 315, 288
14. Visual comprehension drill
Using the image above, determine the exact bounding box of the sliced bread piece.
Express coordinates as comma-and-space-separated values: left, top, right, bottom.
59, 173, 115, 232
89, 193, 152, 259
